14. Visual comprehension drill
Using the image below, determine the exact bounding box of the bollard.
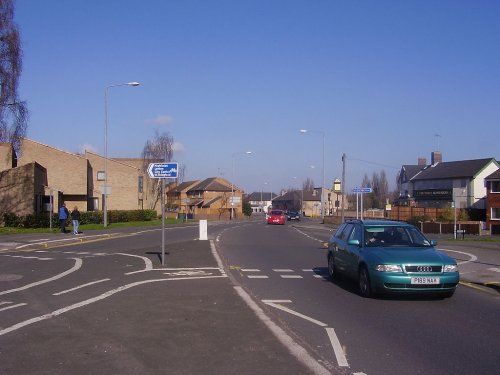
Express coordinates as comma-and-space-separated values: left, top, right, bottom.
199, 219, 208, 240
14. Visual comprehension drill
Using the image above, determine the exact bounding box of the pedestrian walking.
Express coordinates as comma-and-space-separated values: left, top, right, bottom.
58, 203, 69, 233
71, 206, 81, 235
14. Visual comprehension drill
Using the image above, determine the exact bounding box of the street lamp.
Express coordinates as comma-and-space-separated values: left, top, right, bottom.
300, 129, 326, 220
103, 81, 140, 227
231, 151, 252, 220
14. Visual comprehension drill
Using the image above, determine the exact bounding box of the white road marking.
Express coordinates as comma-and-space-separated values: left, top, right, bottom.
163, 270, 213, 277
53, 279, 111, 295
0, 258, 82, 296
234, 288, 330, 375
488, 268, 500, 273
210, 240, 226, 276
262, 300, 327, 327
438, 248, 477, 265
326, 327, 349, 367
247, 275, 269, 279
263, 300, 351, 368
2, 255, 53, 260
0, 303, 27, 312
273, 269, 294, 272
0, 275, 227, 337
241, 269, 261, 272
280, 275, 303, 279
118, 253, 153, 274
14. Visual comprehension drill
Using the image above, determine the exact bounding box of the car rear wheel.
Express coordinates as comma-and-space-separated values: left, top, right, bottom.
358, 266, 373, 298
328, 254, 337, 281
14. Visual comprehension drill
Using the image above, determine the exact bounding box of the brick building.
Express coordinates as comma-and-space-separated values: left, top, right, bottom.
0, 138, 158, 220
485, 169, 500, 234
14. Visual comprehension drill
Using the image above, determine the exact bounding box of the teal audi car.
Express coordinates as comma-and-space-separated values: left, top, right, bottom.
327, 220, 459, 298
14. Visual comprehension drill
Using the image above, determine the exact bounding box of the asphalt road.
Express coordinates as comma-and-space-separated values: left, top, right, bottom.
1, 219, 499, 375
216, 219, 500, 375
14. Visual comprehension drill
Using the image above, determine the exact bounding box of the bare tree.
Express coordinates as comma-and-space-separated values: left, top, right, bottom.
302, 177, 315, 192
0, 0, 28, 154
141, 130, 184, 210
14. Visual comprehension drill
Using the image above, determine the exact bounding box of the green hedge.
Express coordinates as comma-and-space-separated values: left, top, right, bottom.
3, 209, 157, 228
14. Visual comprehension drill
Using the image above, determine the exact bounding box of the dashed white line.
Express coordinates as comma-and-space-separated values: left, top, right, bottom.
248, 275, 269, 279
326, 327, 349, 367
280, 275, 303, 279
53, 279, 111, 295
0, 303, 27, 312
273, 269, 294, 272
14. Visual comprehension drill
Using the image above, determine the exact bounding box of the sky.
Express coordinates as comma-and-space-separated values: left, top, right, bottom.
14, 0, 500, 195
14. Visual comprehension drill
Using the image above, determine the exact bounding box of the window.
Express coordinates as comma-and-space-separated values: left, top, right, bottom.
349, 224, 362, 243
491, 181, 500, 193
97, 171, 105, 181
138, 176, 144, 193
492, 208, 500, 220
338, 224, 354, 241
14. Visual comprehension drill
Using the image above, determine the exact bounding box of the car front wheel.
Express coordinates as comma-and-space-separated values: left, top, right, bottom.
328, 254, 337, 281
358, 266, 373, 298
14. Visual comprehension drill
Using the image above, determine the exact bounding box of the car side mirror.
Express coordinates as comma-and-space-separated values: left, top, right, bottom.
430, 240, 437, 246
347, 239, 360, 246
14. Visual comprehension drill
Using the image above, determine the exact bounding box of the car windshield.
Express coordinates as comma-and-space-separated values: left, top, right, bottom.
363, 225, 432, 247
270, 210, 283, 216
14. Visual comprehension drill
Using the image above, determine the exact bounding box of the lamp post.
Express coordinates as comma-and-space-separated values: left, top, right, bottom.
300, 129, 325, 220
230, 151, 252, 220
103, 81, 140, 227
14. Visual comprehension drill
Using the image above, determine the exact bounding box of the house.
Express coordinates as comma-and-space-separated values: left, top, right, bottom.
166, 180, 200, 213
271, 190, 302, 213
246, 191, 276, 213
485, 169, 500, 234
398, 152, 499, 210
166, 177, 245, 220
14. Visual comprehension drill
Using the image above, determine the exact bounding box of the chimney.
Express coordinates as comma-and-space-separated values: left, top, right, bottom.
431, 151, 442, 165
418, 157, 427, 166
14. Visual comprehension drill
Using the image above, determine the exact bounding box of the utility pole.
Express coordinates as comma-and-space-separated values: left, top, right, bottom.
341, 153, 346, 223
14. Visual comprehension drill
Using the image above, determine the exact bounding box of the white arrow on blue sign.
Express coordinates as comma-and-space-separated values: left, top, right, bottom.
352, 187, 373, 193
147, 162, 179, 178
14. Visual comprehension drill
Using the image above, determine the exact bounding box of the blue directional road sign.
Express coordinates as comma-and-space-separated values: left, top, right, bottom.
147, 162, 179, 178
352, 187, 373, 193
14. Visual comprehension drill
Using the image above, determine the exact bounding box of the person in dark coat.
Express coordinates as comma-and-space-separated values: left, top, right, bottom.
58, 203, 69, 233
71, 206, 81, 235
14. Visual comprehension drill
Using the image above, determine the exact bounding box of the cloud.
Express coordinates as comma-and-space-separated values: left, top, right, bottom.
147, 115, 173, 126
173, 142, 184, 153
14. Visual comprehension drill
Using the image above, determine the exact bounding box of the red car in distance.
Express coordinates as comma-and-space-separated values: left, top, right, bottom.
267, 209, 286, 225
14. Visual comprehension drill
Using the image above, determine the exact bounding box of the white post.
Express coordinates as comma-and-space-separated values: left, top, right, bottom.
199, 219, 208, 240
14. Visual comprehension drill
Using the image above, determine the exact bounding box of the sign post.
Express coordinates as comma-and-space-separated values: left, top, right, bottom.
352, 187, 373, 220
148, 162, 179, 266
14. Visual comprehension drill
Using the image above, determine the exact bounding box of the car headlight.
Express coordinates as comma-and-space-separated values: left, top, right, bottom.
443, 264, 458, 272
375, 264, 402, 272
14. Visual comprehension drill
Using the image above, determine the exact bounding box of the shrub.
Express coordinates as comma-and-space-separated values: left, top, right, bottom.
3, 209, 157, 228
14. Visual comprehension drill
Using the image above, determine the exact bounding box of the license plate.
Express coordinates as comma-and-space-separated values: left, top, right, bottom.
411, 277, 440, 285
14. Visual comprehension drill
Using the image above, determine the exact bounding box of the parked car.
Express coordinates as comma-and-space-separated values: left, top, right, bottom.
327, 219, 459, 298
267, 210, 286, 225
286, 211, 300, 221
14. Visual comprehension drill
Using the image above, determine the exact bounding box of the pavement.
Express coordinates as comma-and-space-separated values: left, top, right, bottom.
0, 227, 331, 375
